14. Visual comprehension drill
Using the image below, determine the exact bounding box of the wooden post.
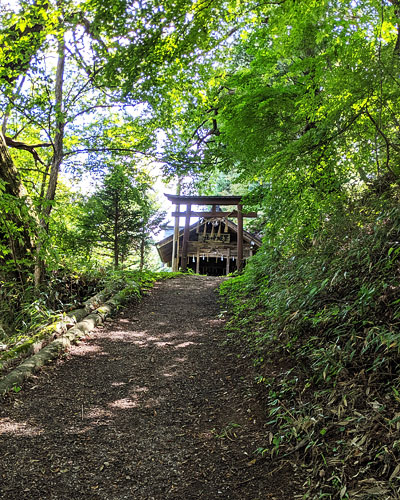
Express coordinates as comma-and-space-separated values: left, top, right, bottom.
176, 229, 180, 269
226, 248, 230, 275
237, 203, 243, 272
181, 203, 191, 271
196, 248, 200, 274
172, 202, 180, 271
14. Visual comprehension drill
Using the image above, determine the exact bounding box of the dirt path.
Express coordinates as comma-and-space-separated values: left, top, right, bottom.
0, 276, 297, 499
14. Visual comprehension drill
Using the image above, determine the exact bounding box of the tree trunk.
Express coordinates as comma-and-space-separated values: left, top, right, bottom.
0, 131, 35, 265
34, 35, 66, 288
113, 193, 120, 269
114, 232, 119, 269
43, 35, 66, 219
139, 226, 145, 272
0, 1, 50, 281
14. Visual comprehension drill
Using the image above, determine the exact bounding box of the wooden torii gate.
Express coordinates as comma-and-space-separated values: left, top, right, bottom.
165, 194, 257, 273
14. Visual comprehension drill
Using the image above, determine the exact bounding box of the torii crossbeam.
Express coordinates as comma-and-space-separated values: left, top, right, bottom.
165, 194, 257, 272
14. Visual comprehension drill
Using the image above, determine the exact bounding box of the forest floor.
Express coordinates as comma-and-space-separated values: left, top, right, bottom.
0, 275, 300, 499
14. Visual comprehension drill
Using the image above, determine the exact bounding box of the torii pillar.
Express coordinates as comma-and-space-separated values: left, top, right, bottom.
171, 200, 180, 271
181, 203, 191, 271
237, 203, 244, 272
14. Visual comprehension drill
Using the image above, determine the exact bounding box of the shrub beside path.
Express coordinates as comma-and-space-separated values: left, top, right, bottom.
0, 276, 297, 499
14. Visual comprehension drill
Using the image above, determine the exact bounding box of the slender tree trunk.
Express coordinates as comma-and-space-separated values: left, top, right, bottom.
114, 231, 119, 269
34, 35, 66, 288
43, 35, 66, 219
113, 194, 120, 269
139, 226, 145, 272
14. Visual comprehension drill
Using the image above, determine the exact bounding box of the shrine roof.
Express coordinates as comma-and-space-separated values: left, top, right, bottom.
157, 219, 262, 249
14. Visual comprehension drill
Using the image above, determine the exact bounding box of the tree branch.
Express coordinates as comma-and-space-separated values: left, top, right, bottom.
5, 137, 52, 150
67, 104, 123, 123
4, 135, 51, 165
365, 107, 396, 176
63, 147, 150, 158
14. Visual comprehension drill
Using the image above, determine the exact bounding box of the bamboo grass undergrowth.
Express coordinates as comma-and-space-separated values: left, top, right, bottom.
220, 186, 400, 499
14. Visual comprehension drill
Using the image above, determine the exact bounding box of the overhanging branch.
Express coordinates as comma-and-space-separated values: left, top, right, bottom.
5, 135, 52, 165
63, 147, 151, 158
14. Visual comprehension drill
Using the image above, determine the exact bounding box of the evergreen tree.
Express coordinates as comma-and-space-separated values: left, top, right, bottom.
76, 162, 164, 269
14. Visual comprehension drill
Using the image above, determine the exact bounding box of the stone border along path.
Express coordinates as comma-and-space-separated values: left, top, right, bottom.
0, 282, 140, 396
0, 275, 298, 499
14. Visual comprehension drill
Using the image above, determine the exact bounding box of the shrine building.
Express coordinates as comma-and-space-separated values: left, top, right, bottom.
156, 194, 262, 276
